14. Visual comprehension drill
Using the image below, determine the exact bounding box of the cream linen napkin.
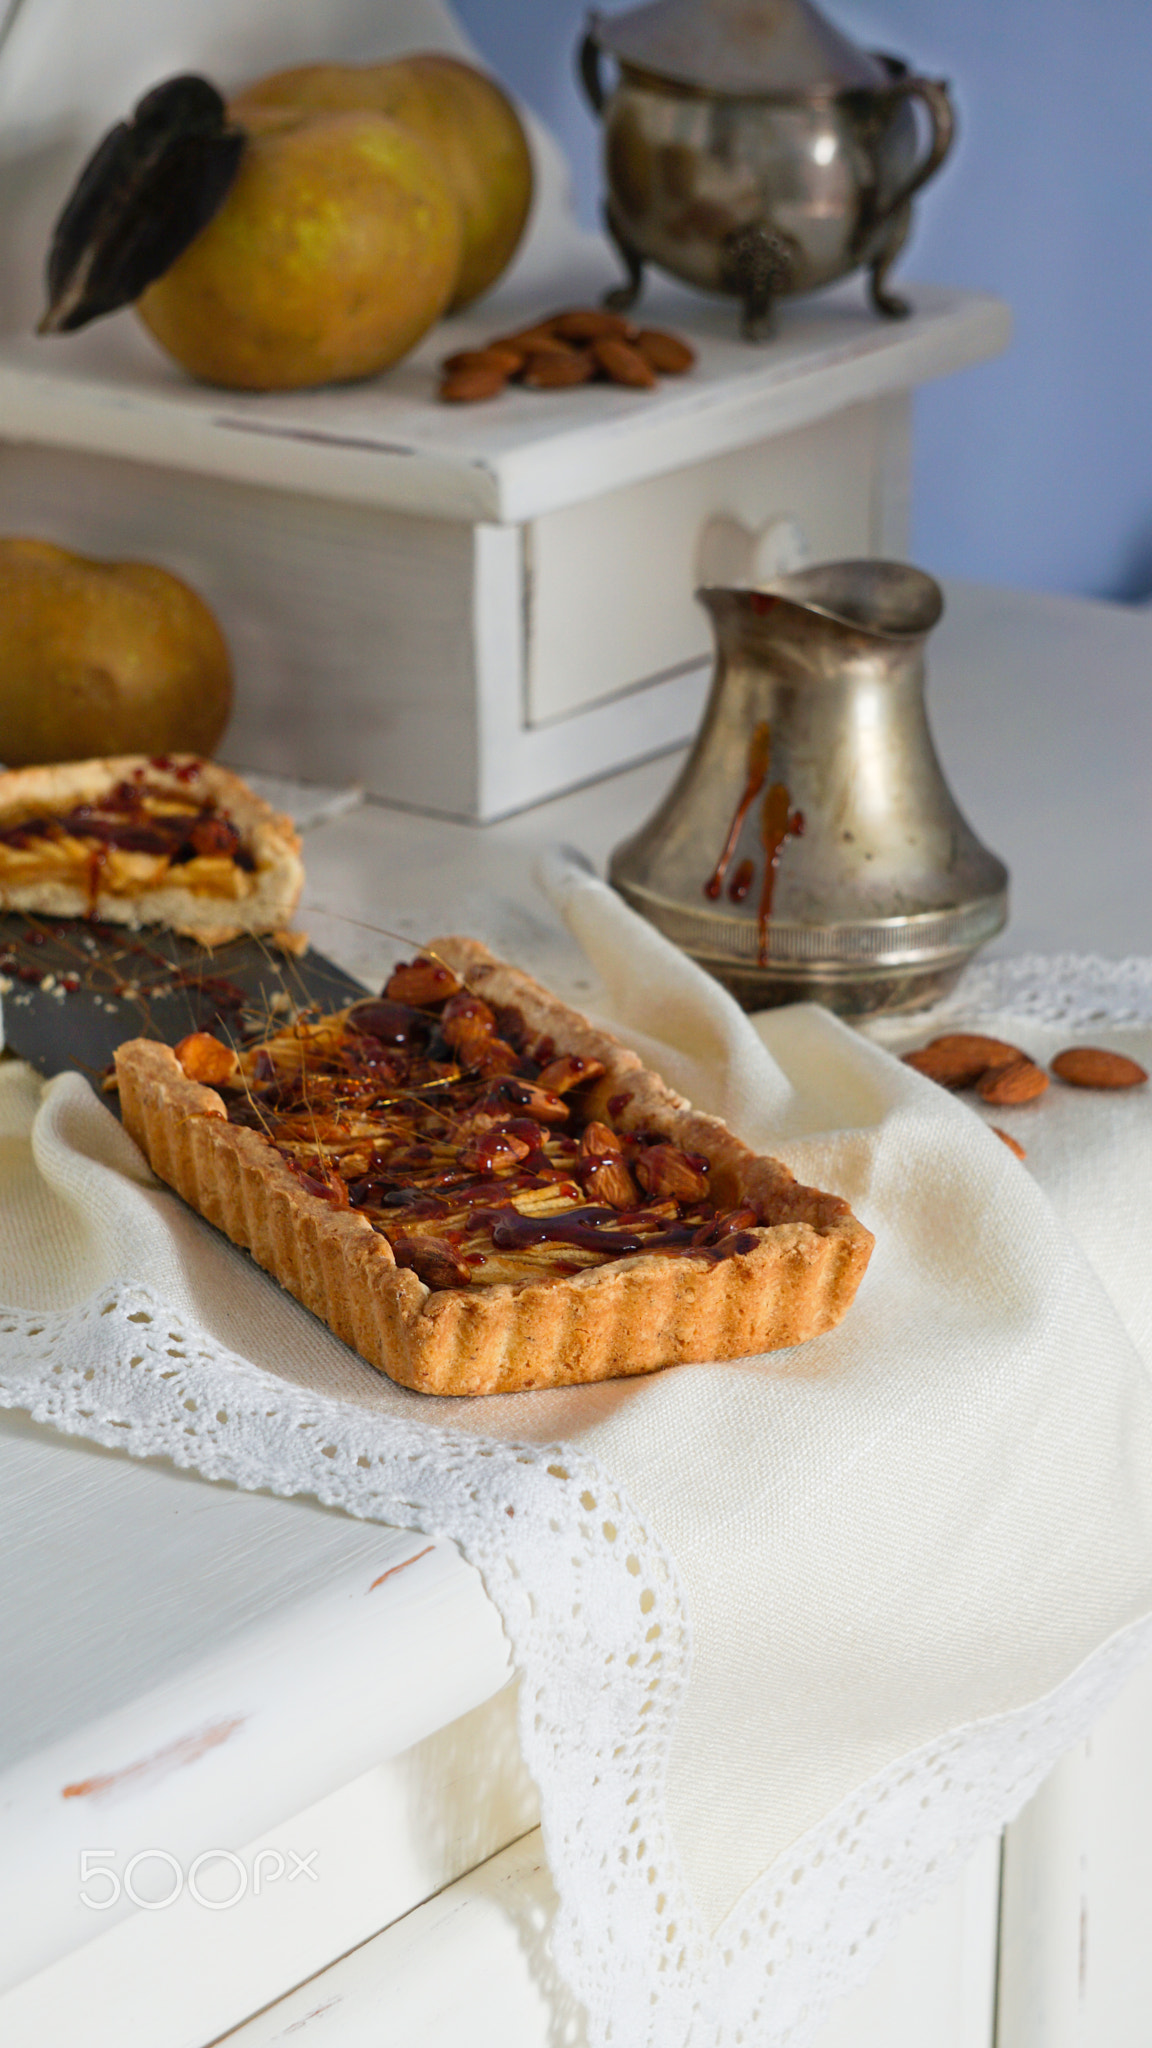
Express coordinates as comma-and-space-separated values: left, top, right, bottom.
3, 865, 1152, 2048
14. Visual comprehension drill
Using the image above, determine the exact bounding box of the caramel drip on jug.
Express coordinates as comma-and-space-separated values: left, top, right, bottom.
705, 722, 803, 964
704, 722, 771, 899
757, 783, 804, 966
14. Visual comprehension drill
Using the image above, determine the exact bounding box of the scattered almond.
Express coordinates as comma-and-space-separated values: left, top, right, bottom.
551, 307, 635, 341
522, 350, 595, 388
991, 1127, 1027, 1160
503, 328, 579, 356
174, 1031, 238, 1086
442, 345, 524, 376
437, 306, 694, 404
976, 1057, 1049, 1106
903, 1033, 1027, 1089
592, 335, 659, 388
634, 328, 696, 374
440, 362, 507, 403
1050, 1047, 1148, 1090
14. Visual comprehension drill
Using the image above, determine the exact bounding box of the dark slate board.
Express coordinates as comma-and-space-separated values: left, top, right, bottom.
0, 913, 367, 1101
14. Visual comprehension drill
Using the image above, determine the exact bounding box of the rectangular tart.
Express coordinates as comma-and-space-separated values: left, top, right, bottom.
0, 754, 303, 945
114, 937, 874, 1396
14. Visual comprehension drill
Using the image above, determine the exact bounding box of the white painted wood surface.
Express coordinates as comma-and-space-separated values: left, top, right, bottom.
214, 1828, 1002, 2048
0, 289, 1005, 816
997, 1649, 1152, 2048
0, 1, 1008, 812
2, 581, 1151, 2043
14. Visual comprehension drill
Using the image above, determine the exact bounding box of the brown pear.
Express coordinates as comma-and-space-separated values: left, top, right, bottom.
137, 105, 461, 389
233, 54, 533, 308
0, 538, 232, 766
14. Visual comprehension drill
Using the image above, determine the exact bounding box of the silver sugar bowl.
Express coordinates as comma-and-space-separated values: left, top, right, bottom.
579, 0, 955, 336
609, 562, 1008, 1016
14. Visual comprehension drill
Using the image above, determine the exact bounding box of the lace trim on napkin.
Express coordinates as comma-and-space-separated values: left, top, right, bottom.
6, 1291, 1151, 2048
3, 949, 1152, 2048
0, 1286, 702, 2048
905, 951, 1152, 1030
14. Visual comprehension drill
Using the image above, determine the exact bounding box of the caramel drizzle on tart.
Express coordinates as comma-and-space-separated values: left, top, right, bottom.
0, 757, 258, 910
199, 955, 765, 1292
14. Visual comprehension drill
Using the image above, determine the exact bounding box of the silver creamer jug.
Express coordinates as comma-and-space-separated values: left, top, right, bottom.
609, 561, 1008, 1015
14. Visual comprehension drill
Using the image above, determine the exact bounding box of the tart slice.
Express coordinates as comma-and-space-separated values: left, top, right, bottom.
115, 937, 874, 1395
0, 755, 303, 945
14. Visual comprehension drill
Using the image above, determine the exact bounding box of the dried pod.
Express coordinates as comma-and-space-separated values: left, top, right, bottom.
582, 1153, 640, 1209
384, 958, 461, 1008
992, 1127, 1027, 1160
537, 1054, 606, 1093
440, 363, 508, 403
174, 1030, 238, 1086
1050, 1047, 1148, 1090
976, 1057, 1049, 1106
521, 349, 595, 389
903, 1033, 1028, 1090
41, 74, 245, 334
550, 307, 636, 342
634, 1143, 710, 1202
391, 1234, 471, 1290
634, 328, 696, 374
591, 336, 659, 389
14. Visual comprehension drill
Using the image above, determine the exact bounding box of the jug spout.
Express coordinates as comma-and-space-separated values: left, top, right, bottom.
698, 560, 945, 650
610, 560, 1007, 1016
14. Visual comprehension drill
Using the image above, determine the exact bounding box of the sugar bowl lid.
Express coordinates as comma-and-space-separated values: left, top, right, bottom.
586, 0, 889, 97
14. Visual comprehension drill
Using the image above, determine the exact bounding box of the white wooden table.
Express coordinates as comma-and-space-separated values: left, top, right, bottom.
2, 579, 1151, 2047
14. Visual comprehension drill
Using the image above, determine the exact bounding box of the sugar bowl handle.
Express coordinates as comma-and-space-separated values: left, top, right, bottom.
877, 74, 955, 223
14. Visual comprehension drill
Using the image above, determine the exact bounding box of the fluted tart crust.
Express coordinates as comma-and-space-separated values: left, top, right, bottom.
114, 936, 873, 1395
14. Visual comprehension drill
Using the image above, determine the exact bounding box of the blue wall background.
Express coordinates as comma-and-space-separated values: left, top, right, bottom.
453, 0, 1152, 601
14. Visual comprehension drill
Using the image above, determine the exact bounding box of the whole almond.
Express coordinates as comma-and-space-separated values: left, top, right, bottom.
521, 349, 595, 389
440, 363, 507, 403
385, 958, 461, 1006
580, 1120, 623, 1158
174, 1031, 238, 1086
391, 1234, 471, 1291
991, 1127, 1027, 1160
903, 1033, 1028, 1089
501, 325, 575, 354
634, 1142, 709, 1201
1050, 1046, 1148, 1089
635, 328, 696, 374
551, 307, 636, 342
582, 1152, 640, 1209
977, 1057, 1049, 1106
537, 1053, 606, 1092
442, 344, 523, 376
592, 336, 659, 389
